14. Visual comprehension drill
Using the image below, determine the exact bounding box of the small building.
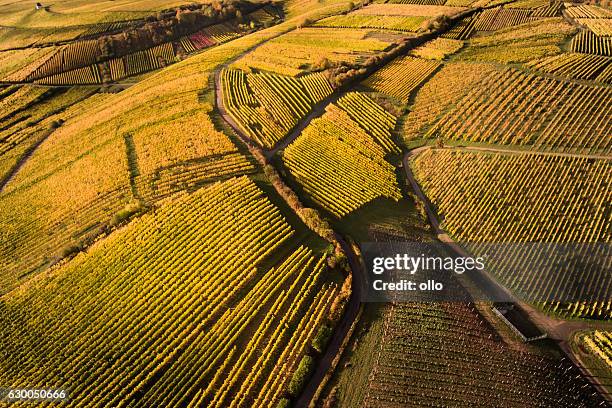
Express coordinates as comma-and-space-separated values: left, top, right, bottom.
493, 302, 548, 342
35, 2, 43, 10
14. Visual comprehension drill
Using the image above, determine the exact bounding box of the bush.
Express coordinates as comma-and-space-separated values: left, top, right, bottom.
312, 325, 333, 353
276, 398, 291, 408
297, 17, 312, 29
110, 202, 145, 227
312, 57, 332, 71
288, 355, 315, 396
49, 118, 65, 130
61, 244, 82, 258
329, 275, 351, 322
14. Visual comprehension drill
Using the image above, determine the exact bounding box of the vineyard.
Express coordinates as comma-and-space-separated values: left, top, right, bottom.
0, 176, 336, 408
1, 0, 612, 406
282, 92, 401, 217
410, 37, 464, 59
457, 16, 573, 63
402, 62, 499, 141
472, 7, 536, 31
121, 42, 175, 78
26, 39, 100, 80
526, 53, 612, 83
35, 65, 103, 85
232, 27, 390, 76
0, 38, 266, 293
469, 17, 574, 47
410, 149, 611, 318
130, 105, 255, 201
359, 302, 605, 407
569, 29, 612, 56
362, 56, 441, 102
0, 86, 100, 186
387, 0, 448, 5
441, 12, 479, 39
1, 6, 279, 86
576, 18, 612, 37
565, 4, 612, 18
578, 331, 612, 370
0, 47, 57, 82
430, 67, 612, 154
313, 3, 468, 31
352, 4, 467, 16
313, 14, 427, 31
221, 68, 333, 148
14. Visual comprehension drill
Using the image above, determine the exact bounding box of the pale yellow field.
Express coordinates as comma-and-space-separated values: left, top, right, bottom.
353, 4, 466, 17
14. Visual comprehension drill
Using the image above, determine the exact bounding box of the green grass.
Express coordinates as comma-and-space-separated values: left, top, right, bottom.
334, 195, 431, 243
327, 303, 386, 408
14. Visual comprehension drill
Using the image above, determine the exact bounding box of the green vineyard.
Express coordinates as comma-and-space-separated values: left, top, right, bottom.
283, 93, 401, 217
579, 330, 612, 370
363, 56, 441, 102
431, 67, 612, 153
221, 68, 333, 148
411, 149, 611, 318
0, 176, 335, 407
360, 302, 605, 407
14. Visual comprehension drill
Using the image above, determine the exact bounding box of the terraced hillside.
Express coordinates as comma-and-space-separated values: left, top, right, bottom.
1, 0, 611, 407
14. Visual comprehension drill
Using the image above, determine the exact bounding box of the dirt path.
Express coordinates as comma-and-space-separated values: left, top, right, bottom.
294, 234, 364, 408
403, 146, 612, 402
265, 92, 342, 158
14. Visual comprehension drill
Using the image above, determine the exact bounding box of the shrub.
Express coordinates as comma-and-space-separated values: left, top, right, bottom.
276, 398, 291, 408
61, 244, 82, 258
110, 202, 145, 227
288, 355, 315, 396
49, 119, 64, 130
329, 275, 351, 322
312, 325, 333, 353
297, 17, 312, 29
312, 57, 332, 71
